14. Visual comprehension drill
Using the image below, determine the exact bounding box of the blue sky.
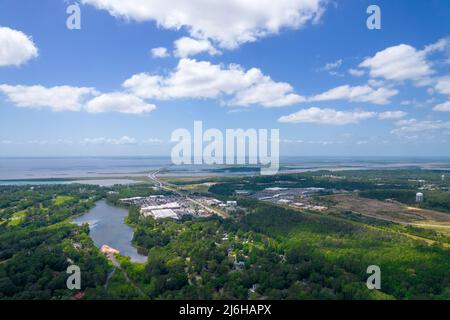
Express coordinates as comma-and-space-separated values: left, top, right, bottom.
0, 0, 449, 157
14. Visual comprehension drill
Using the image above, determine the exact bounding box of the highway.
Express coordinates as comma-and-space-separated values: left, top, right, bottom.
148, 169, 228, 218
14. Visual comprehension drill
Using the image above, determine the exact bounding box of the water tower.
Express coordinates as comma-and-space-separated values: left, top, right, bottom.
416, 192, 424, 203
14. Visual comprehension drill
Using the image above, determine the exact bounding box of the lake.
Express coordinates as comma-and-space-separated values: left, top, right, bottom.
72, 200, 147, 263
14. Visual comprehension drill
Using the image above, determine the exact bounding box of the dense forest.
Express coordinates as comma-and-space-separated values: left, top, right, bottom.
114, 200, 449, 300
0, 185, 110, 299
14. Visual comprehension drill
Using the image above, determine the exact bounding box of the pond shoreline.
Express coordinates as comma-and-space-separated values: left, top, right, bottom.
72, 200, 147, 263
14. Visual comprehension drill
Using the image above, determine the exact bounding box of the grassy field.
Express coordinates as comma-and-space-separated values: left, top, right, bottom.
52, 195, 75, 206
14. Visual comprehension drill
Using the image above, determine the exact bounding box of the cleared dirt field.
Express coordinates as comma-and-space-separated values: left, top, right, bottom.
325, 194, 450, 226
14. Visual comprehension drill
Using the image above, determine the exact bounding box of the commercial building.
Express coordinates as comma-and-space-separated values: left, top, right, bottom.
141, 202, 181, 211
147, 209, 178, 219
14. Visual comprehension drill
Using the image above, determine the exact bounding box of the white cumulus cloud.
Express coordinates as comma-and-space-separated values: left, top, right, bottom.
151, 47, 169, 58
359, 44, 432, 82
81, 0, 325, 49
391, 119, 450, 135
358, 38, 450, 83
0, 84, 96, 111
122, 73, 164, 100
378, 111, 407, 120
278, 107, 377, 125
174, 37, 220, 57
0, 27, 38, 66
142, 138, 165, 144
435, 76, 450, 96
423, 37, 450, 54
82, 136, 137, 145
123, 58, 304, 107
348, 68, 365, 77
309, 85, 398, 105
433, 101, 450, 112
230, 80, 305, 107
85, 92, 156, 114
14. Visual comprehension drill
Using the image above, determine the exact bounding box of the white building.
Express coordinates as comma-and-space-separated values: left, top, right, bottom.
141, 202, 180, 211
416, 192, 424, 203
264, 187, 287, 192
120, 197, 144, 202
203, 198, 222, 206
226, 201, 238, 207
150, 209, 178, 219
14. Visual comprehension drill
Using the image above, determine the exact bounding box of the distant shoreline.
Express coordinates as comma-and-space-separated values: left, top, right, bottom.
1, 156, 450, 183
